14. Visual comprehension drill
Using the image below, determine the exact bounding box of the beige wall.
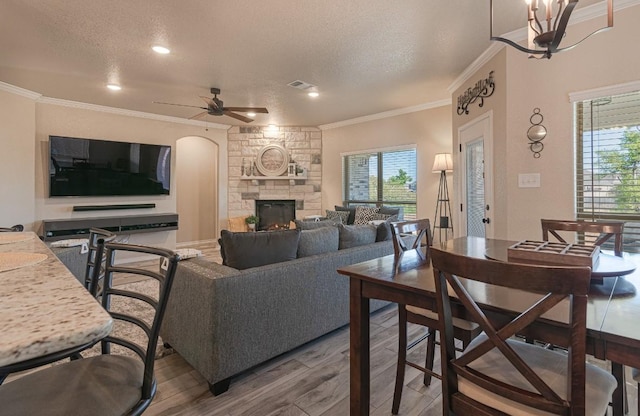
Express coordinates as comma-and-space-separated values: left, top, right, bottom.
176, 136, 219, 244
322, 105, 452, 221
454, 4, 640, 241
0, 89, 36, 230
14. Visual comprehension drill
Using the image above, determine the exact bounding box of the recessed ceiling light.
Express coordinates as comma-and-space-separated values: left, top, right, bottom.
308, 91, 319, 98
247, 112, 257, 117
152, 45, 170, 54
107, 84, 122, 91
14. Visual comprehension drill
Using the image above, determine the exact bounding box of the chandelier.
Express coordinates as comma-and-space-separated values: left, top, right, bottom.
490, 0, 613, 59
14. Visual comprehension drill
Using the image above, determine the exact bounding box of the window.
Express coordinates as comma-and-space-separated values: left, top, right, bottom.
342, 147, 417, 219
576, 90, 640, 251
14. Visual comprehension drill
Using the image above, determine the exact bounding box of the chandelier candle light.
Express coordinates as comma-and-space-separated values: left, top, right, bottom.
490, 0, 613, 59
432, 153, 454, 244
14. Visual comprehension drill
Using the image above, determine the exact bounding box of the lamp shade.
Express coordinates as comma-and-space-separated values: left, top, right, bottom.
432, 153, 453, 173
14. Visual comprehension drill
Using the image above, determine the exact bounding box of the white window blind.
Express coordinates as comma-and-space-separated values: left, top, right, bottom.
576, 90, 640, 251
343, 148, 417, 219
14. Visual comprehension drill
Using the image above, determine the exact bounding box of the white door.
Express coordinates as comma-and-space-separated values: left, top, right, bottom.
458, 112, 494, 238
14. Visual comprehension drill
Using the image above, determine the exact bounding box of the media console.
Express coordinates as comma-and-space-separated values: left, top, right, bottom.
41, 213, 179, 241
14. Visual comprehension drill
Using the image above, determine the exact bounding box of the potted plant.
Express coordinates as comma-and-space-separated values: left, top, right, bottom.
245, 215, 258, 231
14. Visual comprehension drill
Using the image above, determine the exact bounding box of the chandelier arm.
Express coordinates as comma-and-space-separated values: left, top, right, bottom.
553, 25, 614, 53
490, 36, 548, 55
549, 1, 578, 52
529, 19, 541, 37
533, 12, 545, 35
552, 1, 565, 32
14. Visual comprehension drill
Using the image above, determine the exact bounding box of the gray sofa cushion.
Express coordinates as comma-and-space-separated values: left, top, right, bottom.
338, 224, 377, 249
380, 205, 403, 219
375, 221, 394, 242
298, 226, 340, 258
220, 229, 301, 270
294, 219, 338, 230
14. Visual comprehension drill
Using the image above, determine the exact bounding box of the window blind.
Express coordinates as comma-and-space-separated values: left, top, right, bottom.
343, 148, 417, 219
576, 90, 640, 251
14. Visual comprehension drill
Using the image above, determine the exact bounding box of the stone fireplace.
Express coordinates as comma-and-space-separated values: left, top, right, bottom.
227, 126, 322, 226
255, 200, 296, 231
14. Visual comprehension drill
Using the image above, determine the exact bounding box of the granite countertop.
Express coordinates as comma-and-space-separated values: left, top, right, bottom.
0, 232, 113, 367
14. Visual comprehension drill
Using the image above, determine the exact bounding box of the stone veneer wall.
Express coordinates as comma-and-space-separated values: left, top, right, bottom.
227, 126, 322, 222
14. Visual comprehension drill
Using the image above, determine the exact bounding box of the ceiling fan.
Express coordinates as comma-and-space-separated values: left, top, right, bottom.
154, 88, 268, 123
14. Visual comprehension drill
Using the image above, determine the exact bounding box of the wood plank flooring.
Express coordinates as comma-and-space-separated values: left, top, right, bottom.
144, 242, 638, 416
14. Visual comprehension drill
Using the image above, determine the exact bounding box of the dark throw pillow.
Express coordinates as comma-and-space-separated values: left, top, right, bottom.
297, 226, 340, 257
219, 229, 301, 270
335, 205, 356, 225
375, 221, 394, 242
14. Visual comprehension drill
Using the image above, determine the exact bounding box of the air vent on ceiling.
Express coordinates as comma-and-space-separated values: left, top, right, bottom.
287, 80, 316, 90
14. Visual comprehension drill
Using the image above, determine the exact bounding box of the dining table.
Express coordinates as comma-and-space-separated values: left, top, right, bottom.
0, 232, 112, 376
338, 236, 640, 416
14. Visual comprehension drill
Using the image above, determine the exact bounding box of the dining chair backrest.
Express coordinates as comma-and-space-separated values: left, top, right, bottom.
94, 240, 180, 403
430, 247, 592, 415
389, 219, 432, 260
541, 219, 624, 257
0, 224, 24, 232
84, 228, 116, 296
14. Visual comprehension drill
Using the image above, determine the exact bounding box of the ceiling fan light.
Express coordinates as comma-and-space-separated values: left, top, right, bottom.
308, 91, 319, 98
247, 112, 257, 117
106, 84, 122, 91
152, 45, 170, 54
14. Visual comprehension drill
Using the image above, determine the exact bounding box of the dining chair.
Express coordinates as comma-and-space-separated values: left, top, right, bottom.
390, 219, 481, 414
541, 218, 624, 256
431, 246, 617, 415
0, 241, 180, 416
541, 218, 628, 413
0, 224, 24, 232
84, 227, 117, 296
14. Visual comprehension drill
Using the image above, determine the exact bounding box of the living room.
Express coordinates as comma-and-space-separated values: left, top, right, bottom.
2, 3, 639, 247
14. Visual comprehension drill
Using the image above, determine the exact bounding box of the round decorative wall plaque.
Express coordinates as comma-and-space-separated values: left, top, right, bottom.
255, 144, 289, 176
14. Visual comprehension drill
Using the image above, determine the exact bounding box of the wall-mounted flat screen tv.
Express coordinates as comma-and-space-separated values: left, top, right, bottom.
49, 136, 171, 197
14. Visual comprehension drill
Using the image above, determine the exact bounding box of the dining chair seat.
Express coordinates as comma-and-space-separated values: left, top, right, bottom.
406, 305, 479, 331
459, 334, 616, 416
0, 355, 144, 416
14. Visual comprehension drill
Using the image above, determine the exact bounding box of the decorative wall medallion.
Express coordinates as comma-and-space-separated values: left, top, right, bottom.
457, 71, 495, 116
527, 108, 546, 158
255, 144, 290, 176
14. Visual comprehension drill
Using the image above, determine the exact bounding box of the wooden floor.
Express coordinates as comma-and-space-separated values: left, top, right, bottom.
144, 241, 639, 416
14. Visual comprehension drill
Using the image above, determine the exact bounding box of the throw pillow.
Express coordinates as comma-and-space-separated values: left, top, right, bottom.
219, 229, 301, 270
354, 206, 380, 225
293, 219, 338, 230
334, 205, 356, 225
325, 209, 349, 224
375, 222, 394, 242
371, 212, 399, 222
297, 226, 340, 257
338, 224, 377, 249
379, 206, 402, 219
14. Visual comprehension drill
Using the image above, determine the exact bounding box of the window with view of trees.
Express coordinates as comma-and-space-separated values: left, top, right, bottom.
576, 90, 640, 252
342, 147, 417, 219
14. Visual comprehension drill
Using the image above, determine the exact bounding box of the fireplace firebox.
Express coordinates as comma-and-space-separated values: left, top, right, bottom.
255, 200, 296, 231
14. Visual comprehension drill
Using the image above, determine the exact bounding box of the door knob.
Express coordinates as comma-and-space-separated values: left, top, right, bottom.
482, 218, 491, 224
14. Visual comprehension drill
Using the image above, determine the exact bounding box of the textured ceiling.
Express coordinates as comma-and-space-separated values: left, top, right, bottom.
0, 0, 606, 126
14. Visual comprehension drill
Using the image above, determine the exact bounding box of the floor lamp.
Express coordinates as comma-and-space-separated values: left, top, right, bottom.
432, 153, 453, 244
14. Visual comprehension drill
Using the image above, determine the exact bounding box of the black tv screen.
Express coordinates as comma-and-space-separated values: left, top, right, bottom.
49, 136, 171, 197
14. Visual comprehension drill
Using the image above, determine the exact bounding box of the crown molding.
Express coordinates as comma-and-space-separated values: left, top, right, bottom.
0, 81, 42, 100
37, 96, 230, 129
448, 0, 640, 95
319, 98, 451, 130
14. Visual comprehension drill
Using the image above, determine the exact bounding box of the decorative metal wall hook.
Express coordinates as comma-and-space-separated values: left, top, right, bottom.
527, 108, 546, 158
457, 71, 495, 115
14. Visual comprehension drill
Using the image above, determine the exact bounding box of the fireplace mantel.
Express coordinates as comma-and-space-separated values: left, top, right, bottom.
241, 174, 308, 186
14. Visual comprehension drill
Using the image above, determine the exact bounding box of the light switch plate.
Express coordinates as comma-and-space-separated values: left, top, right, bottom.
518, 173, 541, 188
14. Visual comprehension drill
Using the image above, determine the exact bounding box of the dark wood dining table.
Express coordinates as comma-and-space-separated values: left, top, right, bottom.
337, 236, 640, 416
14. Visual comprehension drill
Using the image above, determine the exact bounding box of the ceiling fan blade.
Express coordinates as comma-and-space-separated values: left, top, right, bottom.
189, 111, 209, 120
153, 101, 207, 110
223, 110, 254, 123
223, 107, 269, 114
199, 96, 218, 109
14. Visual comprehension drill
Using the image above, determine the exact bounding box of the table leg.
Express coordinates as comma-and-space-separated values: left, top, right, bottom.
350, 279, 370, 416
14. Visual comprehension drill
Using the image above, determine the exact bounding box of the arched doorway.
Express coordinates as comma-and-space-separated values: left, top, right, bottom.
176, 136, 218, 244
